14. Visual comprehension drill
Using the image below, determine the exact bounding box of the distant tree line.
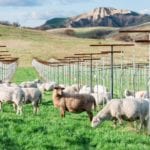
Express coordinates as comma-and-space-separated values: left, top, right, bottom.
0, 21, 20, 27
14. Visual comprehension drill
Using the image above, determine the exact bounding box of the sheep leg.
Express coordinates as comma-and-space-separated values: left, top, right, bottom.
32, 101, 39, 114
16, 105, 22, 115
116, 114, 123, 125
13, 103, 17, 111
87, 111, 93, 121
60, 107, 65, 118
113, 119, 118, 128
33, 106, 39, 114
139, 118, 144, 130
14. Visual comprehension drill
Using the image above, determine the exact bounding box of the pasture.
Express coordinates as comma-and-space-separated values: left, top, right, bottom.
0, 24, 150, 149
0, 67, 150, 150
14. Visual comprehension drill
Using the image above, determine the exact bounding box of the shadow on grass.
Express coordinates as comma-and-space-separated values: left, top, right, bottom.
0, 132, 21, 150
43, 144, 62, 150
66, 135, 94, 149
31, 126, 48, 135
42, 100, 53, 106
0, 118, 25, 124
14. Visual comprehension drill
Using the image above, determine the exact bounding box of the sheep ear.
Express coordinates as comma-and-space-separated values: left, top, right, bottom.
61, 87, 65, 90
54, 86, 59, 90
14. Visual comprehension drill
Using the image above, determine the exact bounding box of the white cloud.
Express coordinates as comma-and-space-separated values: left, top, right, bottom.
140, 9, 150, 14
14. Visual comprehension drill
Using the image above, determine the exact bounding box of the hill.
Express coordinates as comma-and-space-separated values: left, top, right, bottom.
40, 7, 150, 29
37, 18, 68, 30
0, 23, 149, 67
0, 25, 101, 66
46, 22, 150, 40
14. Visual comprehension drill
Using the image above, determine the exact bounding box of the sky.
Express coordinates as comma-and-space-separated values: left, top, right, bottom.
0, 0, 150, 27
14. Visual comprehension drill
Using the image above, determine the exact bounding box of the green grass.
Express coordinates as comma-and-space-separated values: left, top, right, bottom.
73, 26, 119, 39
44, 18, 68, 28
0, 67, 150, 150
11, 67, 40, 84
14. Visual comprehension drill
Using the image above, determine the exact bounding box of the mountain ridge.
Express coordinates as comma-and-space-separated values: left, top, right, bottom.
39, 7, 150, 30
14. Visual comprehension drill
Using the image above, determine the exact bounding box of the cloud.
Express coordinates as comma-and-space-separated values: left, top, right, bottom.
0, 0, 41, 6
140, 9, 150, 14
23, 10, 72, 21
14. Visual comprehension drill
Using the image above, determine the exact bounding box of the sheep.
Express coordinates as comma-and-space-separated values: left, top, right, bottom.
20, 79, 42, 88
0, 87, 24, 115
79, 85, 92, 94
37, 83, 45, 93
91, 98, 150, 132
21, 87, 42, 113
91, 92, 111, 106
20, 81, 37, 88
52, 86, 96, 121
63, 84, 80, 94
124, 89, 147, 99
94, 85, 107, 94
37, 82, 57, 93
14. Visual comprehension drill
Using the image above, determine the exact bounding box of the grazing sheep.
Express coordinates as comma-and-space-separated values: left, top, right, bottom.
135, 91, 148, 99
91, 98, 150, 132
0, 87, 24, 115
21, 88, 42, 113
52, 86, 96, 121
124, 89, 147, 99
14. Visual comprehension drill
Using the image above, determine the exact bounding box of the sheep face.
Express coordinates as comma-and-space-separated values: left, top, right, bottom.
53, 87, 65, 96
91, 117, 102, 128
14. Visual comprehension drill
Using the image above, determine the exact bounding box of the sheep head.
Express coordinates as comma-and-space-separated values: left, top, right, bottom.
91, 117, 102, 128
53, 86, 65, 96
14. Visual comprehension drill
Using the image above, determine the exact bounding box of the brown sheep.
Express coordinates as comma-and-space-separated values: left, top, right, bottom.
52, 86, 96, 121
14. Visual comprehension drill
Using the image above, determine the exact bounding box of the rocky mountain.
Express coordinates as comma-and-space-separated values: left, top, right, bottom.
39, 7, 150, 29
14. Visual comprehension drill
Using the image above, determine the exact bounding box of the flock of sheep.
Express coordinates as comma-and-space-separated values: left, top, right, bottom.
1, 79, 150, 134
0, 79, 55, 114
52, 83, 150, 134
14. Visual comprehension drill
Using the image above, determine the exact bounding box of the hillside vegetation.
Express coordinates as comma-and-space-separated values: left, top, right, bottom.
0, 23, 149, 66
39, 18, 68, 30
0, 25, 101, 66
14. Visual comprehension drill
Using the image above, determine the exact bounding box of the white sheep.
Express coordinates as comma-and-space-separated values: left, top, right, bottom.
91, 98, 150, 132
0, 87, 24, 115
20, 81, 37, 88
79, 85, 92, 94
124, 89, 148, 99
21, 87, 42, 113
94, 85, 107, 94
91, 92, 111, 106
20, 79, 42, 88
63, 84, 80, 94
37, 81, 57, 93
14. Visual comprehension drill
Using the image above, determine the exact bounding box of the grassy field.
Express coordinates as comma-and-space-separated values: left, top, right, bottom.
0, 24, 150, 149
0, 67, 150, 150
